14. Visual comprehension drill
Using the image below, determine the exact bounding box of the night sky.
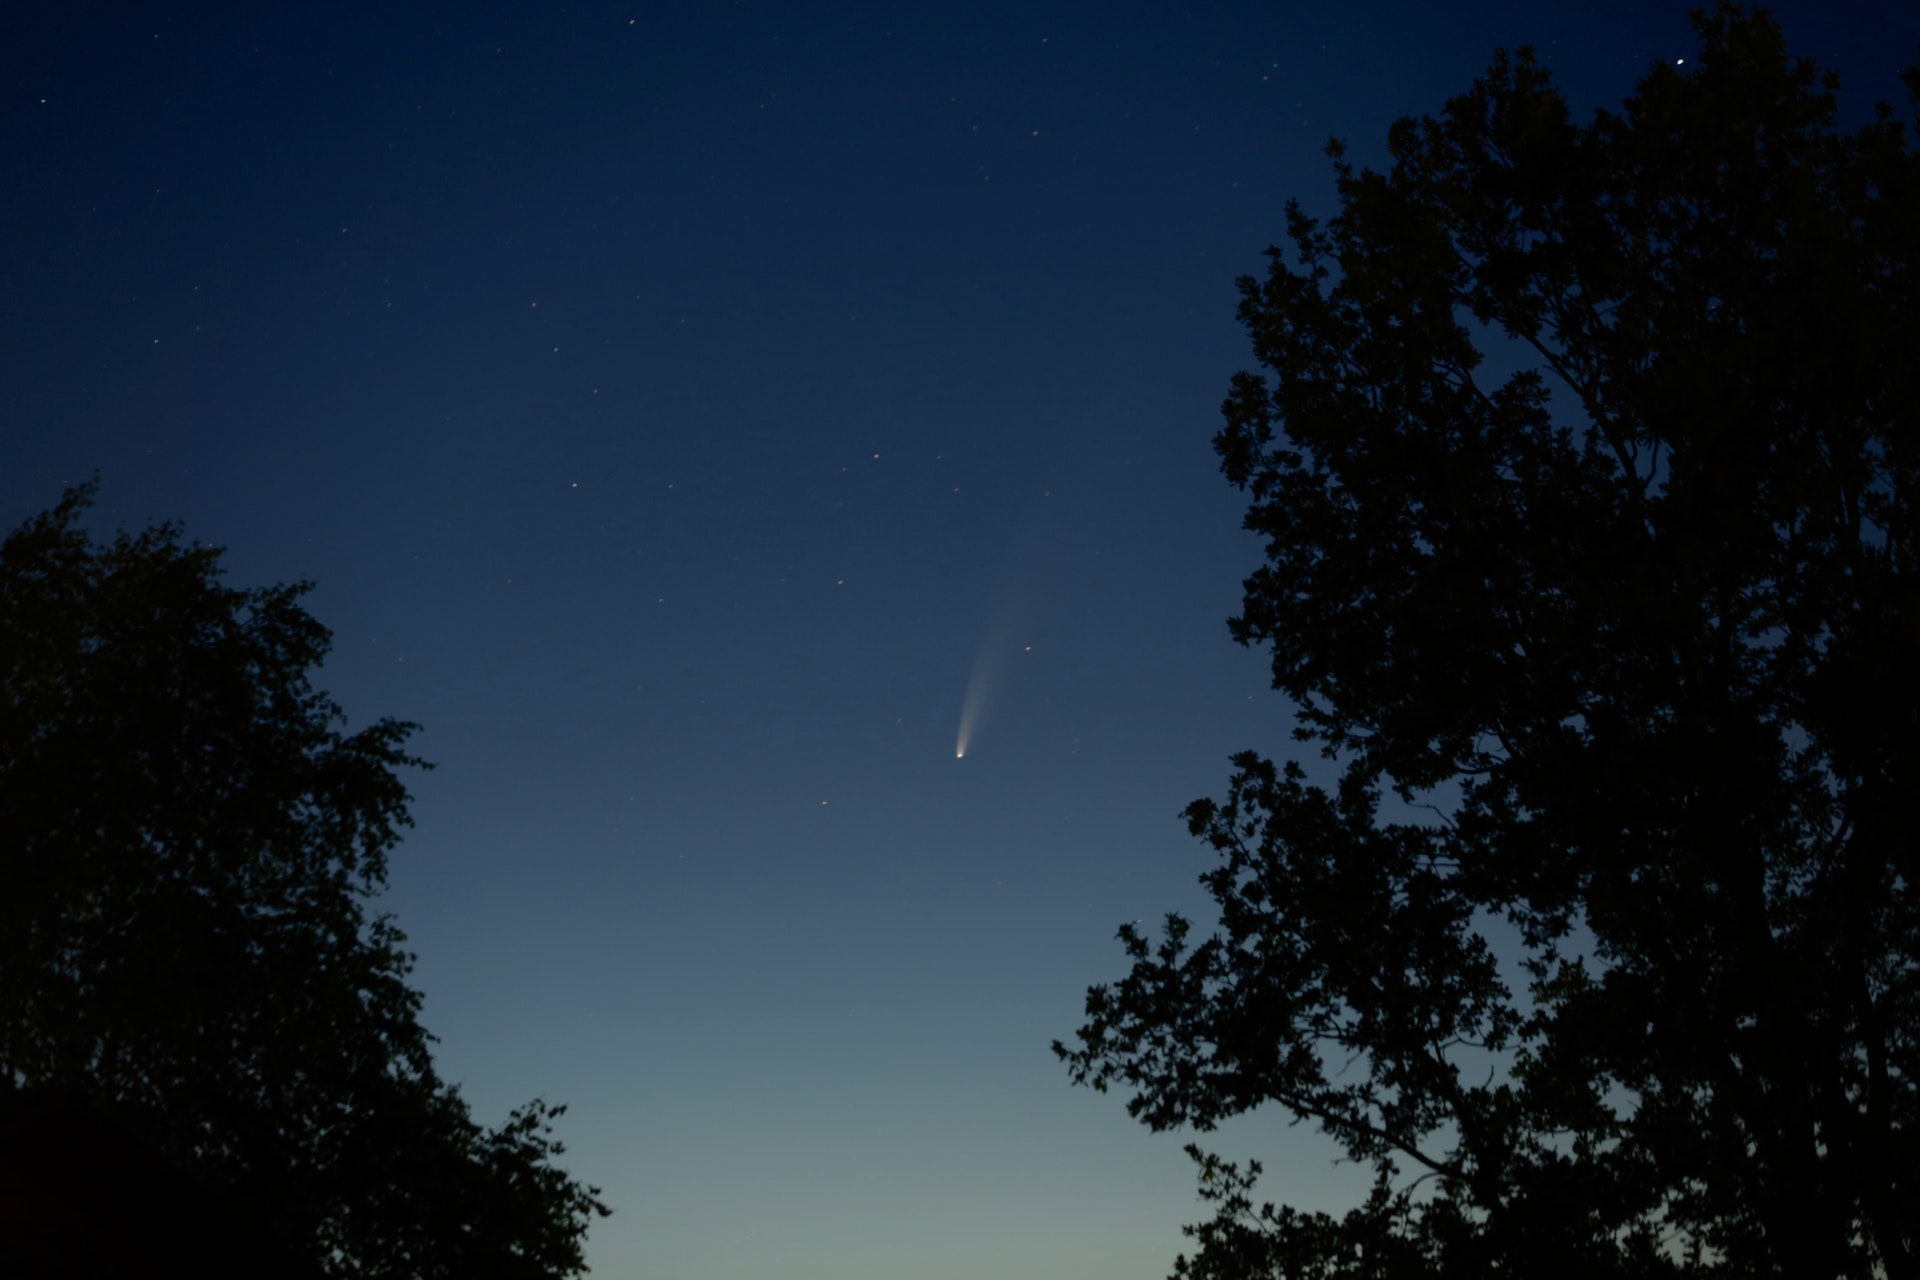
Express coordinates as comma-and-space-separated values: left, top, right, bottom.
6, 3, 1915, 1276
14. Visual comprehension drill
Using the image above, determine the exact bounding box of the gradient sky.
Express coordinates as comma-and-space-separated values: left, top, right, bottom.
5, 3, 1915, 1276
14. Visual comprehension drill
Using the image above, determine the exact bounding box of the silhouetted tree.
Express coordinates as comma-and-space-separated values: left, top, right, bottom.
1057, 7, 1919, 1277
0, 483, 609, 1278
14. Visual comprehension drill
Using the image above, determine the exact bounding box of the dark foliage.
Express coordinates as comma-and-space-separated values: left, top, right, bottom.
1057, 7, 1919, 1276
0, 1089, 331, 1279
0, 483, 609, 1278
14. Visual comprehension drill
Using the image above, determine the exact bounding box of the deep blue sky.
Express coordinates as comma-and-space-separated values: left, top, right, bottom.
6, 3, 1915, 1276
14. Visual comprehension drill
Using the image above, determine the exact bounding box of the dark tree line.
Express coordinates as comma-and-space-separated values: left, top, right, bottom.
1059, 7, 1919, 1276
0, 483, 608, 1278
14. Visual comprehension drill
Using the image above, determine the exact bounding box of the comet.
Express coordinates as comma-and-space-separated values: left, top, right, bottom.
954, 614, 1019, 760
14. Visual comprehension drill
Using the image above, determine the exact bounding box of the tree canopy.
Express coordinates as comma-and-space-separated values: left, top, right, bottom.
1057, 7, 1919, 1277
0, 483, 609, 1278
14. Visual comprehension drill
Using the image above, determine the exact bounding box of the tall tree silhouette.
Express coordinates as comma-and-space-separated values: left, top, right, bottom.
0, 483, 609, 1278
1058, 7, 1919, 1276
